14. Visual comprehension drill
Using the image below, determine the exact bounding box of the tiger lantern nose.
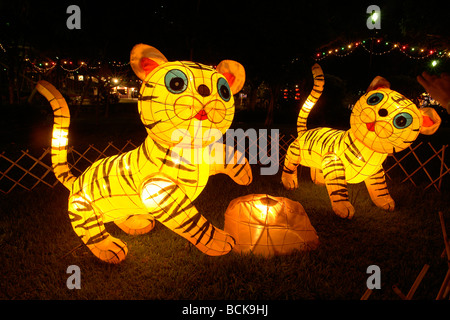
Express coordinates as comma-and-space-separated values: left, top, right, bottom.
197, 84, 210, 97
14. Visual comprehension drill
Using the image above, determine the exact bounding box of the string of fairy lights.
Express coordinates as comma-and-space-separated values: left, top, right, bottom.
22, 57, 130, 74
313, 38, 450, 65
2, 37, 449, 74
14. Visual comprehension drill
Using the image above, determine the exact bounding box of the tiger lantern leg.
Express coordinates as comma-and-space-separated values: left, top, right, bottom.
321, 154, 355, 219
281, 139, 301, 190
209, 143, 253, 186
115, 214, 156, 235
141, 175, 235, 256
311, 168, 325, 185
364, 168, 395, 211
68, 194, 128, 263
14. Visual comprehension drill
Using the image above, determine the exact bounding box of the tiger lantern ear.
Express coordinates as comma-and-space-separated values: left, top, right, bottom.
216, 60, 246, 94
130, 44, 168, 80
419, 107, 441, 135
367, 76, 391, 92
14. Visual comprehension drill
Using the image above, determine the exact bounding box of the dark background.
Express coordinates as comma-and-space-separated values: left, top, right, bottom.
2, 0, 449, 76
1, 0, 449, 140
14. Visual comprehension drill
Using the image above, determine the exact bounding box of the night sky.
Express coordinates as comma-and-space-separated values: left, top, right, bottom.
1, 0, 449, 86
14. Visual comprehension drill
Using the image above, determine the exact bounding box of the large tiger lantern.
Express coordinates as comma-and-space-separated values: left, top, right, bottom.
36, 44, 252, 263
282, 64, 441, 219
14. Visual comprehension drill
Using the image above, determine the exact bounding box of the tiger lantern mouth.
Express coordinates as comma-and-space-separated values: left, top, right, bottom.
366, 122, 376, 132
194, 109, 208, 121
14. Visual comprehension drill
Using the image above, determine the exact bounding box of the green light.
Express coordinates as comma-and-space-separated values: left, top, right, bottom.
431, 60, 439, 67
371, 12, 379, 23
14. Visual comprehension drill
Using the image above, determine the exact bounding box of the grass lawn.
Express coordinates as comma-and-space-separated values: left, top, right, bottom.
1, 103, 449, 302
0, 165, 448, 300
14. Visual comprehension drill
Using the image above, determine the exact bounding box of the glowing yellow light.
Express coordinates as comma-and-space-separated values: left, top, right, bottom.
52, 130, 68, 147
224, 194, 319, 256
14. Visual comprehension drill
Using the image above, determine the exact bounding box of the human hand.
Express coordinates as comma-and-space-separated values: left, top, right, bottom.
417, 72, 450, 113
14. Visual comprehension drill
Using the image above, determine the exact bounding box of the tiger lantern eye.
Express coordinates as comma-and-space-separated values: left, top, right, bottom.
217, 77, 231, 102
367, 93, 384, 105
165, 69, 188, 94
393, 112, 413, 129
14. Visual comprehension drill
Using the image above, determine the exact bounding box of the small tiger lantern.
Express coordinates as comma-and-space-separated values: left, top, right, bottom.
224, 194, 319, 256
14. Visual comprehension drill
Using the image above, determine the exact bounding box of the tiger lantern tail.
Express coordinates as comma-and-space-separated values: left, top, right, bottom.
36, 80, 76, 189
296, 64, 325, 135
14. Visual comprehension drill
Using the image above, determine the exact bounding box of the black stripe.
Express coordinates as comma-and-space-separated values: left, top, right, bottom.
72, 200, 93, 212
52, 161, 68, 169
93, 164, 104, 198
112, 241, 127, 256
141, 143, 155, 165
376, 192, 390, 197
118, 155, 134, 190
330, 188, 348, 197
327, 175, 346, 181
178, 177, 198, 184
157, 157, 195, 172
327, 183, 347, 188
193, 221, 211, 245
76, 216, 102, 230
176, 211, 201, 233
162, 196, 192, 224
153, 140, 168, 153
344, 153, 361, 167
85, 231, 109, 246
144, 120, 162, 130
233, 163, 246, 178
138, 95, 159, 101
370, 181, 386, 186
283, 167, 295, 174
322, 160, 344, 170
68, 210, 83, 222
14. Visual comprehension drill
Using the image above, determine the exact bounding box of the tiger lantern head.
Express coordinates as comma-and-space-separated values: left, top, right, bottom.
130, 44, 245, 149
350, 76, 441, 154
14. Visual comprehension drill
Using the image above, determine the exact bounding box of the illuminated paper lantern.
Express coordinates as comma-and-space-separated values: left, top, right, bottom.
224, 194, 319, 256
282, 64, 441, 219
36, 44, 252, 263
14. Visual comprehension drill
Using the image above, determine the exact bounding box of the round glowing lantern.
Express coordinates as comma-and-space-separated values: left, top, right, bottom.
224, 194, 319, 256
